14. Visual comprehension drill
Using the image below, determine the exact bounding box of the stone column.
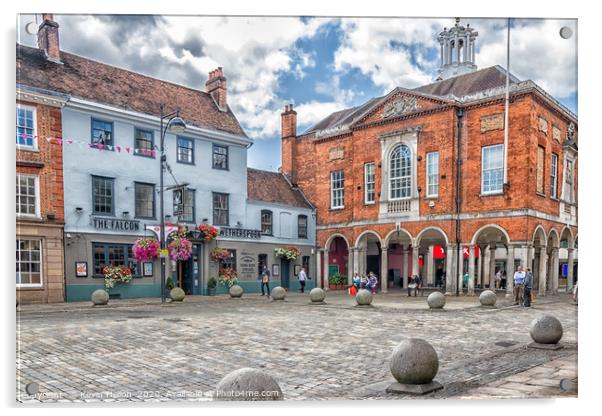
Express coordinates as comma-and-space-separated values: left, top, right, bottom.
412, 245, 420, 280
483, 246, 490, 287
347, 247, 354, 286
427, 246, 435, 286
467, 244, 475, 295
445, 244, 456, 295
402, 246, 409, 289
551, 248, 559, 295
526, 243, 533, 272
506, 245, 515, 298
567, 248, 575, 292
352, 247, 359, 275
323, 249, 330, 291
489, 245, 497, 289
317, 249, 323, 289
380, 246, 388, 293
458, 245, 465, 294
471, 39, 475, 62
476, 248, 482, 288
463, 36, 468, 62
538, 247, 548, 296
455, 34, 460, 63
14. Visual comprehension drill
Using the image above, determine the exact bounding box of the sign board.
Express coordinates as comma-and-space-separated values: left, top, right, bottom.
160, 249, 169, 258
172, 188, 184, 217
92, 217, 140, 231
238, 255, 257, 281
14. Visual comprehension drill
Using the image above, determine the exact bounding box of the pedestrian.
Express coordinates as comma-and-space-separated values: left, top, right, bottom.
360, 273, 368, 289
298, 267, 307, 293
352, 272, 361, 290
523, 267, 534, 307
513, 266, 526, 305
368, 271, 378, 294
260, 265, 271, 297
408, 275, 418, 296
495, 269, 502, 289
416, 274, 424, 296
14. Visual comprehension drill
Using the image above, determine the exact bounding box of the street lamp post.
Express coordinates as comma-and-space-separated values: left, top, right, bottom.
159, 104, 186, 303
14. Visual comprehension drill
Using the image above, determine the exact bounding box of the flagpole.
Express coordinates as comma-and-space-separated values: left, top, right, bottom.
503, 18, 510, 188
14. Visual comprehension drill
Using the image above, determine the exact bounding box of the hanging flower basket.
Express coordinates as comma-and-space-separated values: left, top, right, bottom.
218, 267, 238, 288
274, 246, 300, 261
210, 247, 231, 263
103, 265, 133, 289
168, 232, 192, 261
198, 224, 219, 242
132, 238, 160, 262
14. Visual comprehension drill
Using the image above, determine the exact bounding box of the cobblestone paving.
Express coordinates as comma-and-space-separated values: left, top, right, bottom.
16, 291, 577, 403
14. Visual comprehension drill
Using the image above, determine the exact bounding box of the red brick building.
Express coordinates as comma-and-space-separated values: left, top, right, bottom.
281, 20, 578, 297
16, 58, 67, 302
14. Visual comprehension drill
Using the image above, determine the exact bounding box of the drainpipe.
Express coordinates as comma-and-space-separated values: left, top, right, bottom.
455, 107, 464, 296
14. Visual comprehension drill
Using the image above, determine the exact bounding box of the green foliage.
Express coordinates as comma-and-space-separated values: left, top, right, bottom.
328, 273, 347, 285
166, 277, 175, 290
207, 277, 218, 289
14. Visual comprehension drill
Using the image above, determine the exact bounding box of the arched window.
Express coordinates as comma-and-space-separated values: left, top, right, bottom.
389, 144, 412, 199
261, 210, 272, 235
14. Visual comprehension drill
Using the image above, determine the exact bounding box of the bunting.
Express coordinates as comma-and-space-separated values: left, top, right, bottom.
16, 133, 158, 157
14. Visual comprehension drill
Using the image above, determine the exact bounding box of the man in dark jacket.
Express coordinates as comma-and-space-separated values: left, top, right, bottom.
523, 268, 534, 307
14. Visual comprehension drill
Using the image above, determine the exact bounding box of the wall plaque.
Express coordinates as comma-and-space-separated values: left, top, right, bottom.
552, 125, 561, 142
329, 147, 345, 161
92, 217, 140, 231
480, 113, 504, 132
538, 116, 548, 134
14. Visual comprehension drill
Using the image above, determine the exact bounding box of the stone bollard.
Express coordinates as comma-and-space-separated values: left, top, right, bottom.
528, 315, 563, 350
355, 289, 373, 307
427, 292, 445, 310
479, 290, 497, 307
214, 368, 283, 401
170, 287, 185, 302
229, 285, 243, 298
91, 289, 109, 306
309, 287, 326, 304
271, 286, 286, 301
386, 338, 443, 395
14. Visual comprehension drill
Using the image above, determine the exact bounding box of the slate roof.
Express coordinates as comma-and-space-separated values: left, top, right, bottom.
415, 65, 520, 98
16, 44, 247, 137
304, 65, 521, 136
247, 168, 312, 209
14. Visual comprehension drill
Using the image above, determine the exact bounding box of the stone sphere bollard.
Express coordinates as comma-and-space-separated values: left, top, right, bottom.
427, 292, 445, 309
91, 289, 109, 306
355, 288, 373, 306
215, 368, 283, 401
387, 338, 443, 394
229, 285, 243, 298
170, 287, 185, 302
309, 287, 326, 303
271, 286, 286, 301
479, 290, 497, 307
530, 315, 563, 345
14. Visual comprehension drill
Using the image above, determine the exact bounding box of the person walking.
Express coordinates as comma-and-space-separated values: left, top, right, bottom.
523, 267, 534, 307
298, 267, 307, 293
408, 275, 418, 297
495, 269, 503, 289
260, 265, 271, 297
513, 266, 526, 305
416, 274, 424, 296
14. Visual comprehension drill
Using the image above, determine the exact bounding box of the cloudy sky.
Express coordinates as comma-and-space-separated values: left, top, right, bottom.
17, 15, 577, 171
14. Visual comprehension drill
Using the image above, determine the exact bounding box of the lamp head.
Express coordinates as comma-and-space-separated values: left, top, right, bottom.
168, 116, 187, 133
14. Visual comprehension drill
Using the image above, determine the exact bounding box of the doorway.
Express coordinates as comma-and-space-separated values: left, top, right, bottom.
281, 259, 290, 289
180, 244, 202, 295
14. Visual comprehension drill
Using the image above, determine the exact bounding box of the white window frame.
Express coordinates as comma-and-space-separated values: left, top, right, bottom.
550, 153, 558, 199
389, 144, 412, 200
364, 162, 375, 204
16, 239, 43, 288
426, 152, 439, 197
16, 104, 38, 150
16, 174, 40, 218
481, 144, 504, 195
330, 170, 345, 209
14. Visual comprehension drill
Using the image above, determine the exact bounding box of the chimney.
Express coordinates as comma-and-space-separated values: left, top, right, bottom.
205, 67, 227, 110
281, 104, 298, 183
37, 13, 61, 63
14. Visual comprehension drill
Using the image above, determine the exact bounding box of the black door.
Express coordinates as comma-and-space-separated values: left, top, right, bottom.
281, 259, 290, 289
181, 257, 194, 295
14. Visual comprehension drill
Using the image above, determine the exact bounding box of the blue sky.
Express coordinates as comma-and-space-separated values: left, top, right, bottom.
18, 15, 577, 171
